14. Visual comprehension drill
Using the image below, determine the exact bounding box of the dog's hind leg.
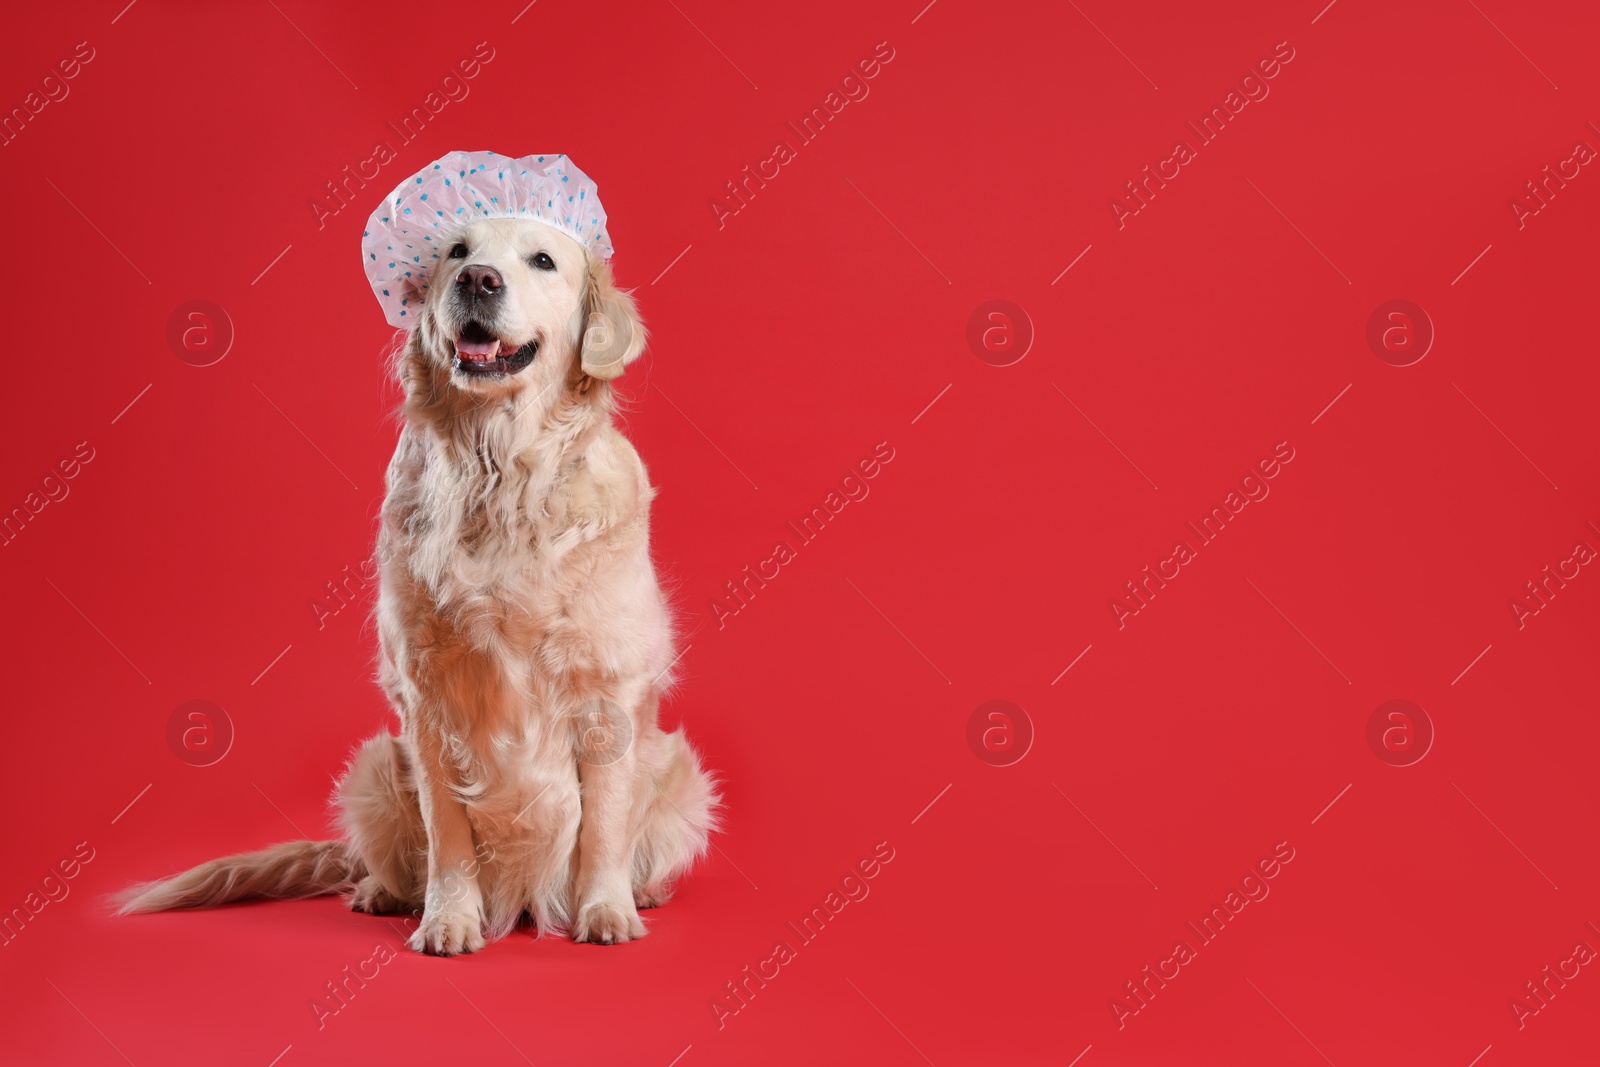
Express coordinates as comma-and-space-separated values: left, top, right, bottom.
630, 727, 720, 909
336, 731, 427, 915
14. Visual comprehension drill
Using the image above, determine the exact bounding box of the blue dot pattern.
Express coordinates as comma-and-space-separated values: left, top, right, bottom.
362, 150, 614, 329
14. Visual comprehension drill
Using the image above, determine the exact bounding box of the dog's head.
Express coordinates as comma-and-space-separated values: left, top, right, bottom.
420, 217, 644, 395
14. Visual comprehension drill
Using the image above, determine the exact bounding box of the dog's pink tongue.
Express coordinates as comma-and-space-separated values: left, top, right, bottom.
455, 337, 499, 362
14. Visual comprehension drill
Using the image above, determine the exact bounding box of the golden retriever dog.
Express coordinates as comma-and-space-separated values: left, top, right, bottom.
121, 216, 720, 954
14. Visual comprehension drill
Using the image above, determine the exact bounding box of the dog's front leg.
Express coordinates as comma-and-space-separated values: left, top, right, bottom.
407, 727, 486, 956
572, 699, 645, 944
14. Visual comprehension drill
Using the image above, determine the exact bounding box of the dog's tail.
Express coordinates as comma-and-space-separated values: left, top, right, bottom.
116, 840, 361, 914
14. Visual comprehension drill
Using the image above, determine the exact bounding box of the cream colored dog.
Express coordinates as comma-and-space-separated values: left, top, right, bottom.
121, 218, 719, 955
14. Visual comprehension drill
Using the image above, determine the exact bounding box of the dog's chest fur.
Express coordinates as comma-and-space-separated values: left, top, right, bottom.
380, 406, 657, 683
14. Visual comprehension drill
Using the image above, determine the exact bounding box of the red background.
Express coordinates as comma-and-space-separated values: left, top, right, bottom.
3, 1, 1598, 1064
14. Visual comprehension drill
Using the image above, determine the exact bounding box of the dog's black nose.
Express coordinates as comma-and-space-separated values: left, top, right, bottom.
455, 264, 503, 295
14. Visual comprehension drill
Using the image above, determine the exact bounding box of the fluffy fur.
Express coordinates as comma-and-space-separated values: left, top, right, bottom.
120, 218, 720, 954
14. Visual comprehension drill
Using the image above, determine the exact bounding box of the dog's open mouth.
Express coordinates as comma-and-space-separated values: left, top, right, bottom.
453, 321, 537, 377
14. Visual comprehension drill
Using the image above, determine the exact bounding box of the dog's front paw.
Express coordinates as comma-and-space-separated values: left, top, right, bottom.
573, 900, 645, 945
408, 908, 486, 956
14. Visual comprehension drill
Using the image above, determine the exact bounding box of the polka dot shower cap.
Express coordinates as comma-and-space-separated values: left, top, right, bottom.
362, 150, 613, 328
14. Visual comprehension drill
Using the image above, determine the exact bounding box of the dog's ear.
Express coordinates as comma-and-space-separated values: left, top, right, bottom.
579, 257, 647, 380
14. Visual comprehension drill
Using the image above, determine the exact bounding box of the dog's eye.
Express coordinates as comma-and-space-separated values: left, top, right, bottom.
448, 243, 468, 259
530, 252, 555, 271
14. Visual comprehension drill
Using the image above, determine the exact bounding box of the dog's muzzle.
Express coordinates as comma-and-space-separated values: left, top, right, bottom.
452, 319, 537, 377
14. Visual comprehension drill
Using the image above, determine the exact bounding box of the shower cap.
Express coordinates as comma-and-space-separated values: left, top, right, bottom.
362, 150, 613, 328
